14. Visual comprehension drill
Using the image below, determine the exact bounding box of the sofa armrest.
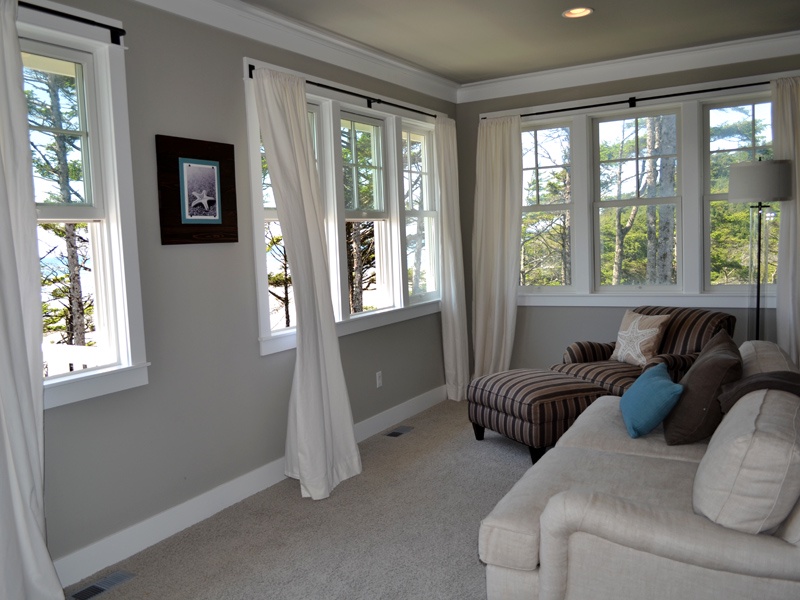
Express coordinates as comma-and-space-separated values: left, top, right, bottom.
644, 351, 699, 380
539, 490, 800, 600
562, 341, 615, 364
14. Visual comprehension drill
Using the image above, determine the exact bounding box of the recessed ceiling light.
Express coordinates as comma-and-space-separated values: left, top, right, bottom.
562, 7, 594, 18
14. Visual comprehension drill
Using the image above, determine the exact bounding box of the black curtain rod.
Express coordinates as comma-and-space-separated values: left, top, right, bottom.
248, 64, 437, 119
19, 1, 126, 44
517, 80, 769, 119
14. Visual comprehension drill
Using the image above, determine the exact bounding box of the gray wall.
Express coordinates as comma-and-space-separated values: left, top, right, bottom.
43, 0, 452, 560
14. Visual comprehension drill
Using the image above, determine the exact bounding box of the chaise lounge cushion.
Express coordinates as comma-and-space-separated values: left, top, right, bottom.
693, 387, 800, 534
663, 330, 742, 445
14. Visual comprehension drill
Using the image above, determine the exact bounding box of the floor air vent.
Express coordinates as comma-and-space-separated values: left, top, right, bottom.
71, 571, 135, 599
386, 425, 413, 437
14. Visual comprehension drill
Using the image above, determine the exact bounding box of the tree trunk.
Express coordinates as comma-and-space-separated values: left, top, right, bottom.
49, 73, 86, 346
347, 222, 363, 313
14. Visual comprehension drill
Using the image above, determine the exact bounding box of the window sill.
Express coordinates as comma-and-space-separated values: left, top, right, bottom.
518, 289, 774, 310
44, 362, 150, 410
258, 301, 441, 356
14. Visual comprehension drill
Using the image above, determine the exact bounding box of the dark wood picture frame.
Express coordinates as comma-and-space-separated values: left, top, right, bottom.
155, 135, 238, 244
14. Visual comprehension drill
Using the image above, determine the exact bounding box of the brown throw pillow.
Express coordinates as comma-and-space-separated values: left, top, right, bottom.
663, 330, 742, 445
609, 310, 671, 367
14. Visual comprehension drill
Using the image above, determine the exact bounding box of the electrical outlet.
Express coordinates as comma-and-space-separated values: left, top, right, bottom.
376, 371, 383, 388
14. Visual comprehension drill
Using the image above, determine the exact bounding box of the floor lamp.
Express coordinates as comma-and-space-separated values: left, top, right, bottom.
728, 159, 793, 340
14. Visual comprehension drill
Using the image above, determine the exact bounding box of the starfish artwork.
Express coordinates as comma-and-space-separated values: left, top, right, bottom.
191, 190, 215, 211
614, 314, 662, 365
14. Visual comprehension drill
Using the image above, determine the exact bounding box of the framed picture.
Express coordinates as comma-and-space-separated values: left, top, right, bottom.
155, 135, 238, 244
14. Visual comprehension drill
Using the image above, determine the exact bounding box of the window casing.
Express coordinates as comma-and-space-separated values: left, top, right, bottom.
19, 8, 147, 408
246, 65, 441, 355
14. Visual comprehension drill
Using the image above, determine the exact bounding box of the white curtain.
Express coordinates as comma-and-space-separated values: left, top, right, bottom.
774, 77, 800, 362
253, 69, 361, 500
471, 116, 522, 378
0, 0, 64, 597
435, 117, 469, 400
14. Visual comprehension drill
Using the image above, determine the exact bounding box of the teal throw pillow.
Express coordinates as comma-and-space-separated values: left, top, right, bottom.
620, 363, 684, 438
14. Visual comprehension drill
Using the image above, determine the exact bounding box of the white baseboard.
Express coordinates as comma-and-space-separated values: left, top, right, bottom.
54, 385, 447, 587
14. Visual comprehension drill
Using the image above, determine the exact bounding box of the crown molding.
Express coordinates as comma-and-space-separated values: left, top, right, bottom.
129, 0, 460, 103
457, 30, 800, 104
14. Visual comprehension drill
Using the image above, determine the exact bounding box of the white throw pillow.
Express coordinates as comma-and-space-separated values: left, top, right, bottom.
609, 310, 671, 366
693, 388, 800, 534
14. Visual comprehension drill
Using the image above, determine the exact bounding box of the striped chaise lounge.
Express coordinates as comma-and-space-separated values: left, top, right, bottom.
468, 306, 736, 462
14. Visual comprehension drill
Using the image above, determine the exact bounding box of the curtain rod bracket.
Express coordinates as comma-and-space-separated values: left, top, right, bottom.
628, 97, 637, 108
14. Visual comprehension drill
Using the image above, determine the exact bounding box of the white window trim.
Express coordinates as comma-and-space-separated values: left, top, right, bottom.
244, 59, 441, 356
19, 4, 149, 409
506, 74, 798, 309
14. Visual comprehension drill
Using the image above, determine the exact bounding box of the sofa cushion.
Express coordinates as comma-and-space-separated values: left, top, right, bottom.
610, 310, 671, 366
663, 330, 742, 445
556, 396, 708, 463
739, 340, 799, 378
620, 363, 684, 438
693, 388, 800, 534
479, 446, 698, 571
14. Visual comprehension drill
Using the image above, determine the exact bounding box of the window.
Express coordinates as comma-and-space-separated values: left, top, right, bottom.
246, 64, 441, 354
595, 112, 679, 287
19, 8, 147, 408
706, 100, 775, 287
520, 125, 571, 286
515, 84, 775, 306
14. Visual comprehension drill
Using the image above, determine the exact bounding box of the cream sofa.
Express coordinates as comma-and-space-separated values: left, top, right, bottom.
478, 340, 800, 600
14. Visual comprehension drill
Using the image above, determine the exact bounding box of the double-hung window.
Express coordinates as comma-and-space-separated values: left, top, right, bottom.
706, 99, 775, 287
246, 64, 441, 354
595, 112, 679, 288
19, 6, 147, 408
520, 124, 572, 287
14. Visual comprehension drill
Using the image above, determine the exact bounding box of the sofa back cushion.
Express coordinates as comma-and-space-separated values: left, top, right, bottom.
739, 339, 799, 378
634, 306, 736, 356
693, 388, 800, 534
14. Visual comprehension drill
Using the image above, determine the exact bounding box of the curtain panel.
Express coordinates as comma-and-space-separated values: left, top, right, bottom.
774, 77, 800, 363
435, 117, 470, 400
252, 69, 361, 500
0, 0, 64, 597
471, 116, 522, 378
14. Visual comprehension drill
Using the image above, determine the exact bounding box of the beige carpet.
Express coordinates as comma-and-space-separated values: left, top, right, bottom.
63, 400, 531, 599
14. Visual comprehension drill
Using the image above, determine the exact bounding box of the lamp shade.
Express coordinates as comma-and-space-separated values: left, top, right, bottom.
728, 160, 793, 203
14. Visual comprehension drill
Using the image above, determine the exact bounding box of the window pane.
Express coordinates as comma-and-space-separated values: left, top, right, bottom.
598, 119, 637, 160
709, 105, 754, 151
639, 156, 678, 198
538, 167, 570, 205
709, 149, 753, 194
598, 204, 677, 286
341, 117, 382, 211
346, 220, 391, 314
536, 127, 570, 167
523, 170, 538, 206
599, 160, 637, 200
24, 53, 90, 207
709, 201, 780, 286
39, 223, 113, 377
406, 215, 437, 297
520, 209, 571, 286
402, 131, 427, 211
265, 221, 294, 330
